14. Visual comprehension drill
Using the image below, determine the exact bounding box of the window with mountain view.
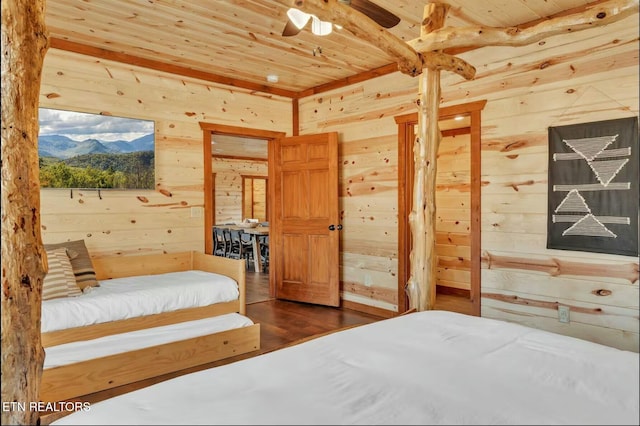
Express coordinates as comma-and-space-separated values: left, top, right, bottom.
38, 108, 155, 189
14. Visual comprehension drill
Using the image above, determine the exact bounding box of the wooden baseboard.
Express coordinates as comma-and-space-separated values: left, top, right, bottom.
436, 285, 470, 298
341, 300, 396, 318
342, 288, 469, 318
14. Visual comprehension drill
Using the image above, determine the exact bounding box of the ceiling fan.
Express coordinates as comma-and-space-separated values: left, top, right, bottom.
282, 0, 401, 37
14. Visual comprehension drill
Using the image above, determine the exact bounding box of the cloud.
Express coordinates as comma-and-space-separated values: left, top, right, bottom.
39, 108, 154, 141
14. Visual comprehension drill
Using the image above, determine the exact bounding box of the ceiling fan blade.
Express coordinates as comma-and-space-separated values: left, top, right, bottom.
348, 0, 400, 29
282, 19, 302, 37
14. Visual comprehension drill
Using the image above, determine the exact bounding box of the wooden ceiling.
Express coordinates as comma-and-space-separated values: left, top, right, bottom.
46, 0, 610, 97
212, 134, 269, 160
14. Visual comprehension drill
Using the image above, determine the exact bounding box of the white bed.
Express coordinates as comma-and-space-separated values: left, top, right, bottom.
44, 313, 254, 369
52, 310, 639, 425
39, 251, 260, 403
42, 270, 240, 333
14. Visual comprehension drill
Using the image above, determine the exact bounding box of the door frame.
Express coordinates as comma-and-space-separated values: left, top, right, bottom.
241, 175, 268, 221
395, 100, 486, 316
199, 122, 285, 265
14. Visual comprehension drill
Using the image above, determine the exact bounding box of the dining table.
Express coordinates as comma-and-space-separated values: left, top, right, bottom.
216, 224, 269, 273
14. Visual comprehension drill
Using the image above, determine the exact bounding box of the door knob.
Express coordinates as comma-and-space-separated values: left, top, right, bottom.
328, 224, 343, 231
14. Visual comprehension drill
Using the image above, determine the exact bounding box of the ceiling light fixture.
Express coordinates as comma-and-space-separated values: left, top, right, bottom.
287, 8, 332, 36
266, 74, 279, 83
311, 16, 332, 36
287, 8, 310, 29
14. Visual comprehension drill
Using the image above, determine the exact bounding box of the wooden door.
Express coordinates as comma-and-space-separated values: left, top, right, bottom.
269, 132, 340, 307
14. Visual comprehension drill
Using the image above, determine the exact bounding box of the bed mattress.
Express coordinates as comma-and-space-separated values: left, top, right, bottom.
53, 310, 639, 425
44, 313, 254, 369
42, 270, 239, 333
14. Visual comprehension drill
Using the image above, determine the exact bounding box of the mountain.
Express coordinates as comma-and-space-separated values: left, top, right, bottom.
76, 139, 116, 156
130, 133, 155, 151
38, 133, 154, 159
102, 133, 154, 153
38, 134, 83, 158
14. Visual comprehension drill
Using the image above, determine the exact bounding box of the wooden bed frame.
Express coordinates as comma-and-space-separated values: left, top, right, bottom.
39, 251, 260, 402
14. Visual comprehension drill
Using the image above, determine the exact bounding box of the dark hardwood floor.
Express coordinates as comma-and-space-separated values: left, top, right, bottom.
41, 271, 473, 424
245, 269, 272, 304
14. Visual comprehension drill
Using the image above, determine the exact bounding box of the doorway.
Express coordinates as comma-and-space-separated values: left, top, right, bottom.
200, 123, 285, 300
241, 175, 268, 222
395, 100, 486, 316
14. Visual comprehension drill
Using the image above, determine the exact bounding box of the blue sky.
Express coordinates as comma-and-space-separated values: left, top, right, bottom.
39, 108, 154, 142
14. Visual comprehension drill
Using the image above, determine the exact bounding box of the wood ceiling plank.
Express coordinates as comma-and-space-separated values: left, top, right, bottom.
45, 3, 321, 89
211, 134, 269, 159
47, 39, 300, 98
50, 2, 388, 69
46, 0, 395, 91
341, 0, 429, 40
44, 0, 622, 95
435, 0, 595, 27
46, 34, 325, 92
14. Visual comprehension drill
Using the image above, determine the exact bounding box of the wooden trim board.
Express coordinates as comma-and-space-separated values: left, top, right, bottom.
40, 324, 260, 402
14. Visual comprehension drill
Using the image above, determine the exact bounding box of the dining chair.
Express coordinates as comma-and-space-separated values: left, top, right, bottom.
227, 229, 243, 260
240, 231, 255, 270
258, 235, 269, 273
213, 227, 228, 257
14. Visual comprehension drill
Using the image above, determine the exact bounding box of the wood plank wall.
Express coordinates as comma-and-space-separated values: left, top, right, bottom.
299, 16, 639, 351
39, 50, 290, 258
436, 133, 471, 292
246, 177, 268, 222
213, 159, 268, 224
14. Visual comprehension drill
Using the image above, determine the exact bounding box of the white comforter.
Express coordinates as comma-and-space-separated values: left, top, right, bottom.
42, 270, 239, 333
53, 310, 639, 425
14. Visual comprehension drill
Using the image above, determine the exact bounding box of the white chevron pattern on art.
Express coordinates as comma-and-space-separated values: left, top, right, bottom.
555, 189, 590, 214
556, 133, 630, 187
562, 214, 616, 238
562, 135, 618, 161
588, 158, 629, 186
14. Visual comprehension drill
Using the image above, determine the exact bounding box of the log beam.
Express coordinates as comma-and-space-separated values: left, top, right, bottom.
409, 0, 639, 52
272, 0, 475, 80
1, 0, 49, 424
406, 3, 449, 311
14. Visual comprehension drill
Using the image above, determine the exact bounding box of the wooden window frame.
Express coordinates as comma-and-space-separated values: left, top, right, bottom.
241, 175, 268, 221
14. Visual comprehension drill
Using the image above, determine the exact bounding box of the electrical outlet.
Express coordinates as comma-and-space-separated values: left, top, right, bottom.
190, 206, 202, 218
364, 274, 373, 287
558, 305, 570, 323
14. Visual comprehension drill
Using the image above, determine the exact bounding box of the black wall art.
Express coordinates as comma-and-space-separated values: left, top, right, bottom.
547, 117, 639, 257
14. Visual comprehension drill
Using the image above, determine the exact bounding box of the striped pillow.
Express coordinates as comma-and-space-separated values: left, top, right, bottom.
43, 248, 81, 300
44, 240, 99, 290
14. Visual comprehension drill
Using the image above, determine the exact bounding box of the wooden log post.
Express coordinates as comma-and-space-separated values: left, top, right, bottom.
1, 0, 49, 424
406, 3, 450, 311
